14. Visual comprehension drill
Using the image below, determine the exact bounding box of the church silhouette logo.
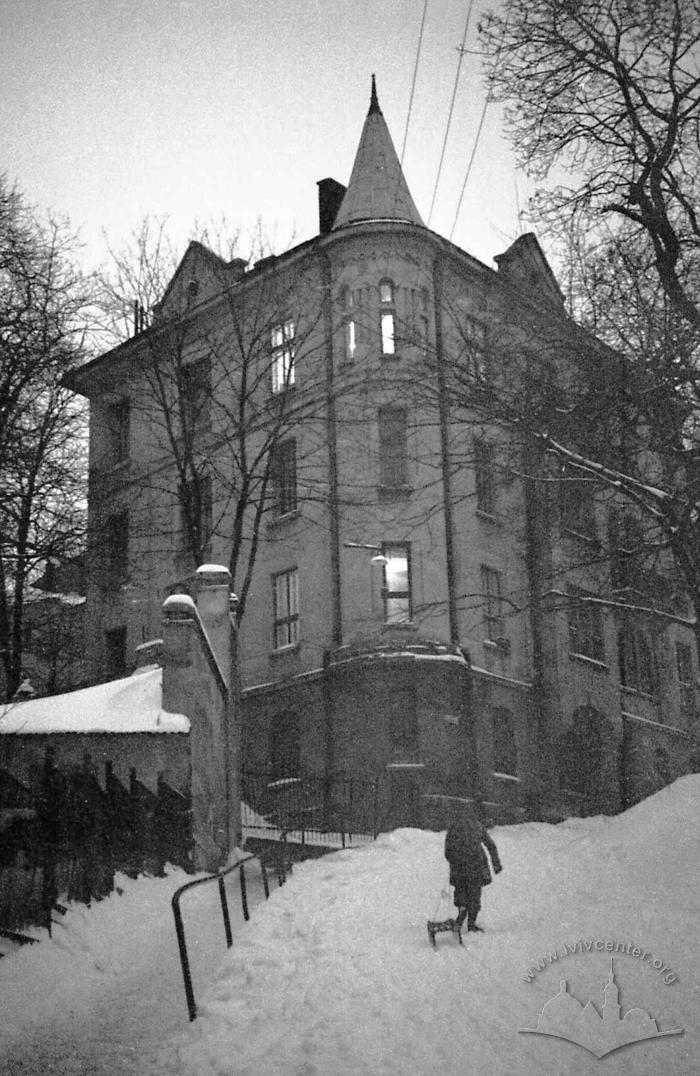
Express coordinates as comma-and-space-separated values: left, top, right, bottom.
520, 960, 683, 1058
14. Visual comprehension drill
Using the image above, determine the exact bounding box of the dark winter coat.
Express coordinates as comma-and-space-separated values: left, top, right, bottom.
444, 818, 501, 893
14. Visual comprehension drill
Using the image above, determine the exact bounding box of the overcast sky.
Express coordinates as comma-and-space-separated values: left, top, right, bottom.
2, 0, 532, 273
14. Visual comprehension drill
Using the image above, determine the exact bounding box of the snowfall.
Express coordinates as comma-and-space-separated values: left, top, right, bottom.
1, 777, 699, 1076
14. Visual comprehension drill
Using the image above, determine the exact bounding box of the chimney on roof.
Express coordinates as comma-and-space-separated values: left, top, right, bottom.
317, 178, 347, 235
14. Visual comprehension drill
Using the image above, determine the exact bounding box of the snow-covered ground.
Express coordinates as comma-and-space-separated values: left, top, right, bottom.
2, 777, 699, 1075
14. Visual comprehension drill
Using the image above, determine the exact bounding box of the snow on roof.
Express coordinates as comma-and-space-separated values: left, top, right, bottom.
0, 666, 189, 735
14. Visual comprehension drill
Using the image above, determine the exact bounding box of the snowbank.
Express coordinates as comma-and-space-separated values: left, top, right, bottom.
1, 777, 698, 1075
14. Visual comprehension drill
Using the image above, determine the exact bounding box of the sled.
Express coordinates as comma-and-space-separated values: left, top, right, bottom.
427, 918, 463, 947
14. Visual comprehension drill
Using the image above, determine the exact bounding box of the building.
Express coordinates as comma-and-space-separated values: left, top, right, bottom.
65, 78, 699, 826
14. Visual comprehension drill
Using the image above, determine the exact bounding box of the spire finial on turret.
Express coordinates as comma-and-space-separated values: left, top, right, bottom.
369, 73, 382, 116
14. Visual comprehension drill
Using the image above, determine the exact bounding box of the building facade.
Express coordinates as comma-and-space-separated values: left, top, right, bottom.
66, 79, 699, 825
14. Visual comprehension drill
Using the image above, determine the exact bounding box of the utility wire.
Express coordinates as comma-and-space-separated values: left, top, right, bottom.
427, 0, 476, 227
449, 8, 510, 243
399, 0, 429, 167
449, 93, 492, 241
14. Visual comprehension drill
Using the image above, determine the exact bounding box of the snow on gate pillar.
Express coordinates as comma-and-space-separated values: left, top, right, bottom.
162, 590, 230, 871
195, 565, 242, 851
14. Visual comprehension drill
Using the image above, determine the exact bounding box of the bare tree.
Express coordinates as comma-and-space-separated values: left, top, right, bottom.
94, 220, 329, 625
481, 0, 700, 329
0, 176, 89, 699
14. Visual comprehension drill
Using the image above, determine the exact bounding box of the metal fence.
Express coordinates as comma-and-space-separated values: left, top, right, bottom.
241, 769, 380, 850
0, 750, 192, 933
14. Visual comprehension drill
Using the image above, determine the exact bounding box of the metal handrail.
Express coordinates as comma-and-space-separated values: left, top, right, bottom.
171, 850, 284, 1021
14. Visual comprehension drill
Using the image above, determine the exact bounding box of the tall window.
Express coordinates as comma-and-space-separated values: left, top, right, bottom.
341, 287, 357, 361
269, 710, 300, 778
676, 641, 695, 720
481, 565, 505, 640
271, 438, 297, 516
492, 707, 518, 776
378, 407, 408, 488
180, 475, 212, 559
474, 439, 496, 516
618, 623, 658, 696
560, 477, 597, 541
106, 400, 130, 465
379, 279, 395, 355
271, 319, 296, 393
567, 589, 605, 661
273, 568, 299, 649
463, 315, 486, 378
382, 543, 411, 624
181, 359, 210, 433
106, 511, 129, 586
105, 626, 127, 678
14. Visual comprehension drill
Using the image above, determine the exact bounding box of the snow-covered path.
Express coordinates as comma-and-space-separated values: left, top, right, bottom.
2, 778, 699, 1076
0, 862, 270, 1075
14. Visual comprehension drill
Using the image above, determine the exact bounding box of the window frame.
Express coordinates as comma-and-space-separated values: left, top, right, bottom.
273, 567, 300, 650
474, 439, 497, 518
559, 476, 597, 542
567, 588, 605, 663
481, 564, 505, 641
270, 437, 298, 517
379, 279, 396, 356
676, 641, 695, 719
381, 542, 412, 624
492, 706, 518, 777
180, 359, 211, 434
106, 399, 130, 466
618, 621, 659, 697
270, 318, 296, 394
378, 406, 408, 489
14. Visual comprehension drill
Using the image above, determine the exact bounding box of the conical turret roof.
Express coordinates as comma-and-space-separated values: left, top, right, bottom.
332, 76, 424, 230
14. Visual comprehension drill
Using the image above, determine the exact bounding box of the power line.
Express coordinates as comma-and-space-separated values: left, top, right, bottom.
449, 92, 492, 242
399, 0, 429, 167
449, 7, 511, 243
427, 1, 476, 227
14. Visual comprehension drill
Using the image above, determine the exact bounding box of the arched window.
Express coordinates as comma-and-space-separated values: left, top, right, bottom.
492, 707, 517, 776
562, 705, 608, 796
339, 286, 357, 361
379, 279, 395, 355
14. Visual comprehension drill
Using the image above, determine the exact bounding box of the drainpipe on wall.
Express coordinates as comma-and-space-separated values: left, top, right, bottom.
433, 255, 479, 799
432, 255, 459, 647
320, 250, 342, 647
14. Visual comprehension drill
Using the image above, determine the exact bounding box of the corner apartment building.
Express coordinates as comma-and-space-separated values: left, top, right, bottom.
66, 79, 699, 824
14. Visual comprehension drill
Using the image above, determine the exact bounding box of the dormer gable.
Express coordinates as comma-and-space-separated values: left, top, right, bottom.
153, 241, 247, 321
494, 233, 564, 310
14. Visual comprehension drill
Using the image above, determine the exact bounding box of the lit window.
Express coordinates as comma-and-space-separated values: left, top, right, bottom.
379, 279, 395, 355
271, 438, 297, 516
271, 319, 296, 393
378, 407, 408, 488
273, 568, 299, 649
341, 287, 357, 361
567, 589, 604, 661
474, 439, 496, 516
381, 544, 411, 624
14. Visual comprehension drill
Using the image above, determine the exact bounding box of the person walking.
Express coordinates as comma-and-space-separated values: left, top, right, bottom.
444, 802, 502, 933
